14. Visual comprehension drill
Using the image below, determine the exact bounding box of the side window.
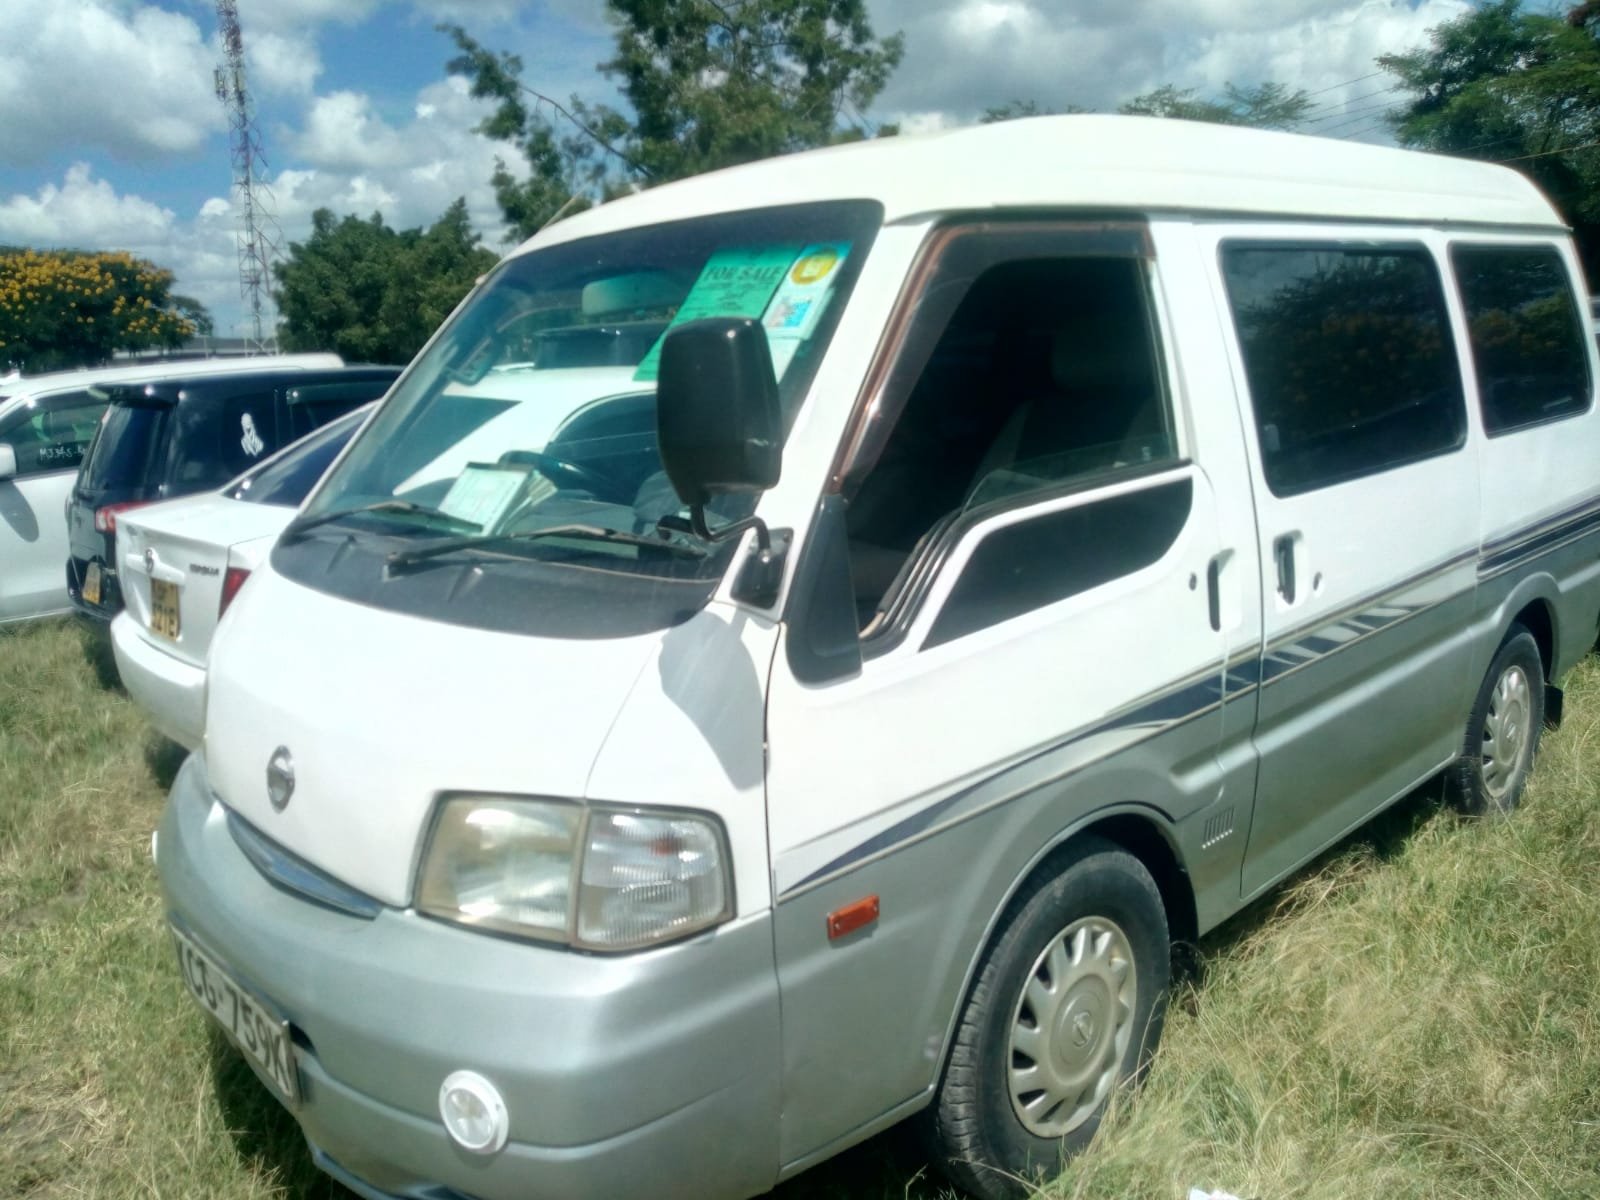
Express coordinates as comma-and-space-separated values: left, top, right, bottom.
0, 390, 106, 477
170, 391, 278, 490
284, 378, 393, 440
1450, 243, 1593, 434
844, 246, 1176, 633
1221, 244, 1465, 496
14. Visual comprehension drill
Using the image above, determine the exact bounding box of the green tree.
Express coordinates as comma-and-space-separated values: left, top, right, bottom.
443, 0, 904, 240
1118, 82, 1313, 129
0, 247, 197, 373
274, 198, 499, 363
1380, 0, 1600, 276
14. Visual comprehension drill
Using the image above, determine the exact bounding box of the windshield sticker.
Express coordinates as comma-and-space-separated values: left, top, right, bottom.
240, 412, 265, 458
437, 462, 529, 531
632, 243, 802, 381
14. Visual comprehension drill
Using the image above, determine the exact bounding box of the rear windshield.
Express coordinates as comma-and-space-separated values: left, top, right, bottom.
227, 411, 365, 507
78, 403, 166, 495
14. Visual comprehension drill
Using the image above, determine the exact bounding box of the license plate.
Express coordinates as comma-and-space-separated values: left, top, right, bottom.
83, 562, 101, 606
150, 578, 180, 640
170, 924, 299, 1104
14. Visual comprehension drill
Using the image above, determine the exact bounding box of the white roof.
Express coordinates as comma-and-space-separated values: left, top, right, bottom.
524, 115, 1562, 255
0, 353, 344, 405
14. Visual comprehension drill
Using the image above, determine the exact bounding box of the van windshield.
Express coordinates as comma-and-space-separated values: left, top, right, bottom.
296, 201, 880, 590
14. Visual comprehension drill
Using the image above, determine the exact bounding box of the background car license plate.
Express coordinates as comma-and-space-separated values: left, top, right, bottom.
169, 925, 299, 1104
150, 579, 180, 640
83, 563, 101, 606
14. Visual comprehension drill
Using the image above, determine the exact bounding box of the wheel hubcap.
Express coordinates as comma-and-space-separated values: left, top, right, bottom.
1482, 664, 1533, 800
1007, 916, 1137, 1138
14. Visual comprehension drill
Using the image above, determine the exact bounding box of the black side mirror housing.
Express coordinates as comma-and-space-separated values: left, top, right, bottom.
657, 317, 781, 508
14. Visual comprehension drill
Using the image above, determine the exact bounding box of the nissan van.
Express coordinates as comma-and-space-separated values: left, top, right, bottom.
156, 116, 1600, 1200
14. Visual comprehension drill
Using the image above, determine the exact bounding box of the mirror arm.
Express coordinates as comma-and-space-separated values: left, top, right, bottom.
660, 504, 770, 552
659, 506, 791, 609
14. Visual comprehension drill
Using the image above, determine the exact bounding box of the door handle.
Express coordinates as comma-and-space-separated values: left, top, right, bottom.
1206, 557, 1222, 632
1273, 534, 1296, 604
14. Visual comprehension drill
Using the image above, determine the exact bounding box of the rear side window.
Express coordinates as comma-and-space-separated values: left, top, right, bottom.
169, 391, 277, 490
1450, 244, 1592, 434
0, 390, 105, 477
1222, 244, 1465, 496
228, 414, 362, 507
79, 403, 166, 494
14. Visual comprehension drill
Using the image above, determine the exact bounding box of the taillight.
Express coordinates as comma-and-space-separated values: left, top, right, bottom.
94, 501, 147, 534
219, 566, 251, 617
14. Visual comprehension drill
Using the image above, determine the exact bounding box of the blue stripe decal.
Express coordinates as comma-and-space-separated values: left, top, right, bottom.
778, 576, 1459, 899
1480, 497, 1600, 578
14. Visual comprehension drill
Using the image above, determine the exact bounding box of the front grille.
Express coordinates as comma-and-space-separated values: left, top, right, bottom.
227, 810, 385, 920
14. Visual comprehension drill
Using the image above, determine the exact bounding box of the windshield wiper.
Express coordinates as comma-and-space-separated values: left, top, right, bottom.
387, 523, 708, 569
282, 499, 481, 542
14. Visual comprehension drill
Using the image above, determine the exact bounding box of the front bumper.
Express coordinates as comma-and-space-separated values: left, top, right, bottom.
156, 755, 783, 1200
111, 613, 204, 749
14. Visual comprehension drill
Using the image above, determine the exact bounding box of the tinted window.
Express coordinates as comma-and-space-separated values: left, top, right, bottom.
228, 413, 363, 507
169, 391, 277, 491
0, 390, 106, 477
1451, 244, 1593, 434
79, 403, 166, 494
846, 251, 1175, 631
285, 378, 395, 439
1222, 244, 1465, 496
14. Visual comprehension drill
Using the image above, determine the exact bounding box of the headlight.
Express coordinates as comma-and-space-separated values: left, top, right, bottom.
416, 796, 732, 952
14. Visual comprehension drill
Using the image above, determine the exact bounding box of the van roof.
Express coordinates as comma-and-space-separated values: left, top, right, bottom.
523, 114, 1564, 255
0, 353, 344, 405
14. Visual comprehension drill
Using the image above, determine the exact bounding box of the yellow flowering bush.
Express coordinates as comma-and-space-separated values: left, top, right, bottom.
0, 248, 197, 373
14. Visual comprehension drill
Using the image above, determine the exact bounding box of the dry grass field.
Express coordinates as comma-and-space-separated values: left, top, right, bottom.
4, 615, 1599, 1199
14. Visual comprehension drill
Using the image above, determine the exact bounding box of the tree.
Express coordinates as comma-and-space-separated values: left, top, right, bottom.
274, 198, 499, 364
1380, 0, 1600, 276
1118, 82, 1313, 130
979, 83, 1311, 130
443, 0, 904, 239
0, 248, 197, 373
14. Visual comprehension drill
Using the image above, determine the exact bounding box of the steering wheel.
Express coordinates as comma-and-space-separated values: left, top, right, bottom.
498, 450, 617, 497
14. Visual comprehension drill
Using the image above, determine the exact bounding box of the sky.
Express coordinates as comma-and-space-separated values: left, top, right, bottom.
0, 0, 1490, 338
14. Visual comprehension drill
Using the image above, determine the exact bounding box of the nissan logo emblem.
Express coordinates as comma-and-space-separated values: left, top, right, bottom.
266, 747, 295, 812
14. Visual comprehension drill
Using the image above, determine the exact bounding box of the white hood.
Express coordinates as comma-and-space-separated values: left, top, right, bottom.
204, 564, 663, 907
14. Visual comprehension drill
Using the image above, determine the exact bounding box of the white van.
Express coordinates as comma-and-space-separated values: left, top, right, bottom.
0, 354, 340, 623
155, 117, 1600, 1200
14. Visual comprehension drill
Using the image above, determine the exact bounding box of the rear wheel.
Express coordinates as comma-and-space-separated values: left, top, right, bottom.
925, 838, 1169, 1199
1450, 625, 1544, 817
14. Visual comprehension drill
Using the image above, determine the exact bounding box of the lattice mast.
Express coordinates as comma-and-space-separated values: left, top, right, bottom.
214, 0, 280, 352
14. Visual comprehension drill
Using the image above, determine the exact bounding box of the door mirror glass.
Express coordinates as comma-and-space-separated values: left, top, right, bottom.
0, 443, 15, 482
657, 317, 781, 508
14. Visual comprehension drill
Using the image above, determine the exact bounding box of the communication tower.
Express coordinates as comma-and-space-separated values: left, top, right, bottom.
214, 0, 280, 351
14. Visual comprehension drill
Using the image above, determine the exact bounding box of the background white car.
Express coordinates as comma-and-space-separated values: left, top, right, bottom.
0, 354, 340, 623
111, 404, 370, 748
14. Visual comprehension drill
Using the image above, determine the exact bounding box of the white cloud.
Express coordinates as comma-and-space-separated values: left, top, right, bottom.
867, 0, 1471, 137
0, 163, 176, 247
247, 30, 323, 96
0, 0, 222, 163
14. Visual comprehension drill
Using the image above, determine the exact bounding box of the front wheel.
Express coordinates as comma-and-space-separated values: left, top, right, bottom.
1449, 624, 1545, 817
925, 838, 1170, 1200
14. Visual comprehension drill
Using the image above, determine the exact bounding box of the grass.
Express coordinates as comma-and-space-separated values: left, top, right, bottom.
3, 615, 1600, 1198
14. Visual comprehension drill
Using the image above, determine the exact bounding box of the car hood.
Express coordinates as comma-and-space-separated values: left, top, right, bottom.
203, 561, 668, 907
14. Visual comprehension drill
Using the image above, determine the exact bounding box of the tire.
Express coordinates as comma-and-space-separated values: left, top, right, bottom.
924, 838, 1170, 1200
1449, 624, 1545, 817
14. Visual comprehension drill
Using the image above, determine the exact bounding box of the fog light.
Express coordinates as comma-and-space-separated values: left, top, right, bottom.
438, 1070, 508, 1154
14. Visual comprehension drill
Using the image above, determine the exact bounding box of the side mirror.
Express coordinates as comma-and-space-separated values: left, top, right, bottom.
0, 443, 16, 482
657, 317, 781, 509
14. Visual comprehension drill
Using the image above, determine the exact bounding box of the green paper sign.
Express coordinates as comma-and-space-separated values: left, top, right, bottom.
632, 244, 802, 382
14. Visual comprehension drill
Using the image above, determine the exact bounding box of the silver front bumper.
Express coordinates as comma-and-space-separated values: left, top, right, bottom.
156, 754, 783, 1200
